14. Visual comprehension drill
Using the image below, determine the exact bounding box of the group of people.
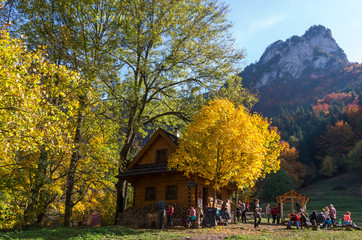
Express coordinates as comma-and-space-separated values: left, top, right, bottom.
237, 199, 282, 228
288, 203, 357, 230
308, 204, 337, 229
265, 203, 282, 224
235, 200, 248, 223
287, 211, 310, 229
241, 200, 357, 230
157, 200, 200, 229
157, 200, 231, 229
215, 201, 231, 225
157, 199, 357, 230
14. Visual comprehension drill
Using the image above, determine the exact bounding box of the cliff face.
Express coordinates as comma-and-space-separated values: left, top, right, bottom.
241, 25, 348, 88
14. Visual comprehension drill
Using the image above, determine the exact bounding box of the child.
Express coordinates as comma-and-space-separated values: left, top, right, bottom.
254, 199, 261, 228
167, 204, 174, 228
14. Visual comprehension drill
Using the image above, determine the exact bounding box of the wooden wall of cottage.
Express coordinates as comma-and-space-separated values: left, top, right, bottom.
128, 172, 233, 210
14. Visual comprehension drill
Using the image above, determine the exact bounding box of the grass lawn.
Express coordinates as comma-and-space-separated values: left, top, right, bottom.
1, 223, 362, 240
299, 173, 362, 224
0, 226, 185, 240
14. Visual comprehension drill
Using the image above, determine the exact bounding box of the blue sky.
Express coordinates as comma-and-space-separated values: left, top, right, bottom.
226, 0, 362, 65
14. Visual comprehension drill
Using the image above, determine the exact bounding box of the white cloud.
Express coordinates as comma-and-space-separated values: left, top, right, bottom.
247, 14, 287, 34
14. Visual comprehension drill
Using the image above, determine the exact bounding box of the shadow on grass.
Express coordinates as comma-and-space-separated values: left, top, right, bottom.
0, 226, 149, 240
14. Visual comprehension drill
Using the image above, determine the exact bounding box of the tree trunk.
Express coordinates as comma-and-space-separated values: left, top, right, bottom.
234, 190, 238, 224
64, 107, 84, 227
36, 212, 46, 226
123, 181, 128, 210
114, 178, 125, 225
114, 123, 137, 224
23, 147, 48, 227
212, 188, 216, 209
64, 151, 78, 227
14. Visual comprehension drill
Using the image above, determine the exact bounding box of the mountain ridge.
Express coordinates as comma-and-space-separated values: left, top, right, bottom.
239, 25, 359, 116
241, 25, 348, 89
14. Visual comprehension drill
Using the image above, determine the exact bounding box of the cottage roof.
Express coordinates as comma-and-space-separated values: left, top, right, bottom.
161, 129, 179, 145
117, 162, 177, 177
117, 128, 178, 179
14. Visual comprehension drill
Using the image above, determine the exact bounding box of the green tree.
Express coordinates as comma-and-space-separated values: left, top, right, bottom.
98, 0, 249, 219
344, 140, 362, 173
319, 155, 337, 177
261, 169, 295, 201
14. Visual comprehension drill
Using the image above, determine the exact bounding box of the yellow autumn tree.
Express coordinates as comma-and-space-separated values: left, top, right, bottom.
0, 27, 118, 228
168, 99, 282, 207
0, 27, 81, 228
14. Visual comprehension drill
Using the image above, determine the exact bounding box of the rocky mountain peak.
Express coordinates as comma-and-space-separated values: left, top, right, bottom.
303, 25, 332, 40
242, 25, 348, 88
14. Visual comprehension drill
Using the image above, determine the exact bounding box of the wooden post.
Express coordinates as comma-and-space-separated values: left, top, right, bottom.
234, 190, 238, 223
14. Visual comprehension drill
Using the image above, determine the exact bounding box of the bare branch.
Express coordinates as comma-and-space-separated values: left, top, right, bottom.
142, 111, 191, 125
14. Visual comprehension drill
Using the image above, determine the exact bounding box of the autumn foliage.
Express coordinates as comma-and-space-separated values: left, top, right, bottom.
317, 120, 356, 158
278, 141, 307, 187
0, 28, 82, 228
344, 103, 362, 128
0, 28, 117, 228
313, 103, 330, 115
168, 99, 282, 197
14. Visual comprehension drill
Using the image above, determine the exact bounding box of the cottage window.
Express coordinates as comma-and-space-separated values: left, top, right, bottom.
165, 185, 178, 200
155, 149, 167, 163
145, 187, 156, 201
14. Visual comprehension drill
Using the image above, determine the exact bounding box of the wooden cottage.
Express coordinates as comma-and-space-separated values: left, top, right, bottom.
117, 129, 236, 211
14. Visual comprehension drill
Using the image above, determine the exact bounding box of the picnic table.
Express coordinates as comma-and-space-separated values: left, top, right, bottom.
245, 211, 265, 220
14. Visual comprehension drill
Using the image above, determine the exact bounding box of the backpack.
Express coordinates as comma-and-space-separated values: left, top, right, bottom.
239, 203, 245, 212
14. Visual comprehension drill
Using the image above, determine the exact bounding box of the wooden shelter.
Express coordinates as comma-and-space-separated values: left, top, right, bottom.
275, 190, 310, 219
117, 128, 236, 211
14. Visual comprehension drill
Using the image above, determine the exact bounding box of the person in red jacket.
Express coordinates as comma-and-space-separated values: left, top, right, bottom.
343, 211, 353, 226
167, 204, 174, 228
272, 205, 277, 224
288, 213, 301, 229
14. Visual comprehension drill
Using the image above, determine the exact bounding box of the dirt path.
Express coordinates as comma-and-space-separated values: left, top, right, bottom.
162, 222, 290, 240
